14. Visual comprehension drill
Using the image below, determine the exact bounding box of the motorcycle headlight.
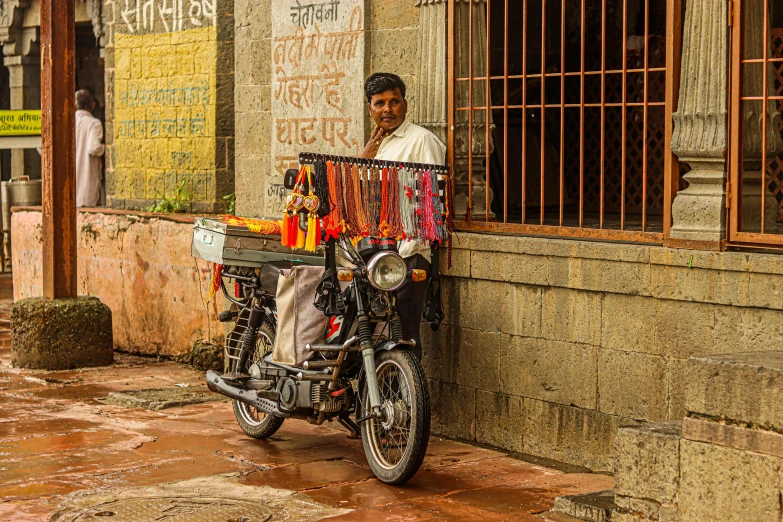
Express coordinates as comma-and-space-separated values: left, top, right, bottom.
367, 252, 406, 291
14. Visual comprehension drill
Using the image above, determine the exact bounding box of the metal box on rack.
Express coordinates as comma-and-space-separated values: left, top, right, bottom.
191, 217, 324, 267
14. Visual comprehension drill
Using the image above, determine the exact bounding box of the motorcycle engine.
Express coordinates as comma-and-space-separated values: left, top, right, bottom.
311, 383, 348, 413
277, 377, 298, 412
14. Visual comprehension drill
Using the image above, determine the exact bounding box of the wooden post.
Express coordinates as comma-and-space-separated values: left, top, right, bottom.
40, 0, 76, 299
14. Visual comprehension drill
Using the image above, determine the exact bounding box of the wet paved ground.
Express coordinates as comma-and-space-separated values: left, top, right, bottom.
0, 274, 612, 521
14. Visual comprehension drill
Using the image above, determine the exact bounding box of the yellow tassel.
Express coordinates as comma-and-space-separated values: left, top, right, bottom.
305, 213, 316, 252
296, 220, 305, 249
281, 212, 291, 247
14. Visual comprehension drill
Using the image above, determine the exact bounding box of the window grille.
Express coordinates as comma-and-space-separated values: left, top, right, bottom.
446, 0, 683, 243
729, 1, 783, 246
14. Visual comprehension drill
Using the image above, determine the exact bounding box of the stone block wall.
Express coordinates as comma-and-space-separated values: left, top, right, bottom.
11, 209, 222, 356
611, 352, 783, 521
422, 233, 783, 470
103, 0, 234, 213
233, 0, 272, 217
233, 0, 422, 217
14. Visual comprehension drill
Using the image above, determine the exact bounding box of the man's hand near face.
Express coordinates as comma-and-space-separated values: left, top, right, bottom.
360, 125, 389, 159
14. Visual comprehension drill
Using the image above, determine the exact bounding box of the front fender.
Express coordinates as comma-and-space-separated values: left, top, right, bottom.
375, 339, 416, 352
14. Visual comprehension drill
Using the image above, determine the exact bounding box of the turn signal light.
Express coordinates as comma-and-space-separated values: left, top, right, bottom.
411, 269, 427, 282
337, 268, 354, 282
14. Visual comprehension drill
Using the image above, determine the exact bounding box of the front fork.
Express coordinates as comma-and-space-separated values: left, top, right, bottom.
354, 288, 383, 416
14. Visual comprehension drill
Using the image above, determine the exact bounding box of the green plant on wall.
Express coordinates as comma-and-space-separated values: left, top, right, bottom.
146, 180, 191, 213
222, 193, 236, 215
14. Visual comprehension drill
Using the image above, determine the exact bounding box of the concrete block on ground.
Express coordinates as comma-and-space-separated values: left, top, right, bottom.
679, 439, 782, 522
686, 352, 783, 431
614, 495, 660, 518
11, 296, 113, 370
614, 422, 681, 504
682, 417, 783, 459
552, 490, 615, 522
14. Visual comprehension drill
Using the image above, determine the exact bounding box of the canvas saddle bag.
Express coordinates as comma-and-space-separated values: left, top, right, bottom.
272, 265, 328, 366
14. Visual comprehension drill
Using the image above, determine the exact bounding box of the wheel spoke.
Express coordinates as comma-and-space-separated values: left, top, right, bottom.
367, 357, 417, 470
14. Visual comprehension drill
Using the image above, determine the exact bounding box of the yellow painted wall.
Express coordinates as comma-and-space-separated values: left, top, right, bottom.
112, 26, 218, 205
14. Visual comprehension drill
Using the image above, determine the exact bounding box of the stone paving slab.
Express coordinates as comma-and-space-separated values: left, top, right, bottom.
0, 272, 613, 521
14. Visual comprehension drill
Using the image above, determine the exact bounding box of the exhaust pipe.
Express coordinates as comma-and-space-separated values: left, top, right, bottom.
206, 370, 286, 418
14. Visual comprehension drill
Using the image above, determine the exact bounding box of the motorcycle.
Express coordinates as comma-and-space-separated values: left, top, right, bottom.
205, 234, 432, 485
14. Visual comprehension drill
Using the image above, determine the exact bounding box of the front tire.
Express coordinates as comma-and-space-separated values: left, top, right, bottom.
231, 322, 284, 439
360, 349, 430, 485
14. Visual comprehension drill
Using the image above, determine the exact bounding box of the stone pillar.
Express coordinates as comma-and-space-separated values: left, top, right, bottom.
414, 0, 447, 144
669, 0, 728, 243
453, 0, 493, 219
2, 20, 40, 180
740, 1, 783, 233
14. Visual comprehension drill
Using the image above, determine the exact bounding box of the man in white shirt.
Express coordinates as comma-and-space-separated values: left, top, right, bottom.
75, 90, 105, 207
360, 73, 446, 359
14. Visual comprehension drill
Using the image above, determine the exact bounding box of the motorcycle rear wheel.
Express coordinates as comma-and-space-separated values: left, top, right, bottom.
360, 349, 430, 485
231, 323, 284, 439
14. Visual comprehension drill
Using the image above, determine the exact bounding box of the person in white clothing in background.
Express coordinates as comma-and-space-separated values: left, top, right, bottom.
75, 89, 104, 207
360, 73, 446, 360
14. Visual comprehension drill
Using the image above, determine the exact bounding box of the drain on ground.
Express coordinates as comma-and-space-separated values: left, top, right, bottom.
63, 497, 273, 521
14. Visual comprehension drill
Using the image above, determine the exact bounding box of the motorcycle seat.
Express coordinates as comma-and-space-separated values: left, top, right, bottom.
259, 261, 294, 293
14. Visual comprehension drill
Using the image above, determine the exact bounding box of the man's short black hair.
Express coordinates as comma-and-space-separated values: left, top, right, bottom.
364, 73, 406, 103
75, 89, 94, 111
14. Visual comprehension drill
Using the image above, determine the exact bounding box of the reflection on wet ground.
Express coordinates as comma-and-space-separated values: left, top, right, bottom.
0, 273, 612, 521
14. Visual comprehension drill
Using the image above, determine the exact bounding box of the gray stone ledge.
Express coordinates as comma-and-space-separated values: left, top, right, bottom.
452, 232, 783, 276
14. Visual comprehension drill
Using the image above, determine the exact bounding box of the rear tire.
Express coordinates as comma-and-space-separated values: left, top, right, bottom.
231, 322, 284, 439
360, 349, 430, 485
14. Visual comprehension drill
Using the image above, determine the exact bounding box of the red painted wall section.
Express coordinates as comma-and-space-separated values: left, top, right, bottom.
11, 209, 223, 356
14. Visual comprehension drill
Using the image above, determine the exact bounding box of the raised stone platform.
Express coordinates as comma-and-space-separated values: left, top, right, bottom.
11, 296, 113, 370
562, 351, 783, 522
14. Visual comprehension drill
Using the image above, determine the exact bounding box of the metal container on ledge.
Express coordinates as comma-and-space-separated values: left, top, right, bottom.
1, 177, 42, 271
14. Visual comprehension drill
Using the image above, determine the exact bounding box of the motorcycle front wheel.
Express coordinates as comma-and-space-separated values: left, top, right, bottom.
360, 349, 430, 485
231, 322, 284, 439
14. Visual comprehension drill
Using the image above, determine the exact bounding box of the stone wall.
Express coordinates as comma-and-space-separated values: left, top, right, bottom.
612, 352, 783, 521
103, 0, 234, 213
422, 233, 783, 470
233, 0, 422, 218
11, 209, 222, 356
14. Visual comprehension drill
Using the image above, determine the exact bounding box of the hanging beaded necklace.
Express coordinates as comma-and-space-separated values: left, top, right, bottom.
351, 163, 368, 237
343, 162, 359, 236
430, 169, 444, 241
387, 166, 403, 239
321, 160, 341, 241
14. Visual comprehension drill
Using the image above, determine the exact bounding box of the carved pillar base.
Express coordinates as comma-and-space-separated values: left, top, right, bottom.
670, 0, 728, 242
669, 160, 726, 242
741, 168, 782, 233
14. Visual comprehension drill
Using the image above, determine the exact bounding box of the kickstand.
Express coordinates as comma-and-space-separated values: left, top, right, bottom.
338, 415, 361, 439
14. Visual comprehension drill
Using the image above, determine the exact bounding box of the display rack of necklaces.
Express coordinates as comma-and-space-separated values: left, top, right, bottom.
284, 153, 453, 266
